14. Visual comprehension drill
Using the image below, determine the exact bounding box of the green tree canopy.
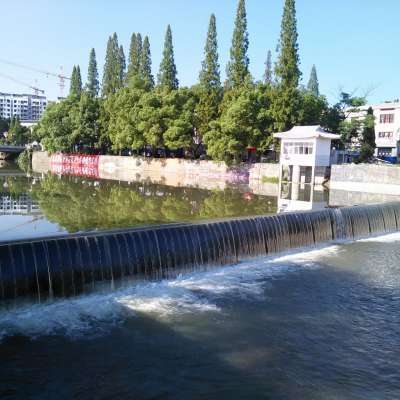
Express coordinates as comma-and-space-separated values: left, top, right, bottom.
157, 25, 179, 90
7, 117, 30, 145
307, 64, 319, 96
264, 50, 273, 85
140, 36, 154, 90
86, 48, 99, 97
196, 13, 222, 139
102, 33, 123, 96
69, 65, 82, 98
226, 0, 249, 88
271, 0, 301, 131
126, 33, 143, 85
358, 106, 376, 162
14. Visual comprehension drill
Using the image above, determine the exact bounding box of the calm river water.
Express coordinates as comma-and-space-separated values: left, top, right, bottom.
1, 164, 400, 399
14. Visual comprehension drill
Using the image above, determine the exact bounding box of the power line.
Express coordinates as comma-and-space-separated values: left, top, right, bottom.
0, 59, 71, 97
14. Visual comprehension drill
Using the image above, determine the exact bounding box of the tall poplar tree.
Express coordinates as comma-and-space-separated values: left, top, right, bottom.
126, 33, 138, 82
263, 50, 272, 85
196, 13, 221, 136
271, 0, 301, 131
126, 33, 143, 85
136, 33, 143, 66
70, 65, 82, 97
86, 48, 99, 97
225, 0, 249, 88
119, 45, 126, 85
140, 36, 154, 89
157, 25, 178, 90
307, 64, 319, 96
102, 33, 121, 96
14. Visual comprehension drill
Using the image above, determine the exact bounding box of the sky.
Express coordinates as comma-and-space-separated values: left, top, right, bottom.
0, 0, 399, 104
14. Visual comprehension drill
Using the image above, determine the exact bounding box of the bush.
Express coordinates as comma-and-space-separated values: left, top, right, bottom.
17, 149, 32, 172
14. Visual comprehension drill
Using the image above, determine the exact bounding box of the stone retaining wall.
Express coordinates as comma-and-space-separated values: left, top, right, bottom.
248, 163, 280, 182
32, 152, 280, 190
330, 164, 400, 195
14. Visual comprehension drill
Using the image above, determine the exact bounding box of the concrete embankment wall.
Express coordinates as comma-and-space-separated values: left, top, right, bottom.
32, 152, 279, 190
330, 164, 400, 195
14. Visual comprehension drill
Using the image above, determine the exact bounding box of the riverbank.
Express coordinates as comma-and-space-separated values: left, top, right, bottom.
331, 164, 400, 195
32, 151, 280, 191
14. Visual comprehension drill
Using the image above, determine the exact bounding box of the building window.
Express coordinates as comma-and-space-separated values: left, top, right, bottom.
377, 147, 394, 157
380, 114, 394, 123
283, 142, 314, 155
378, 132, 393, 138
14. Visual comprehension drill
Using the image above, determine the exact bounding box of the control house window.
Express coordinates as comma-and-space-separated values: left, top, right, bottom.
380, 114, 394, 123
283, 142, 314, 155
378, 132, 393, 138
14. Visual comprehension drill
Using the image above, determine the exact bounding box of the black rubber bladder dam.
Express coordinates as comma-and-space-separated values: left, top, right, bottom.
1, 202, 400, 301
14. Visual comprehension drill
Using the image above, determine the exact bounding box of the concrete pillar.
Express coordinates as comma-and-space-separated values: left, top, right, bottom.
292, 165, 301, 183
291, 181, 299, 201
311, 166, 315, 186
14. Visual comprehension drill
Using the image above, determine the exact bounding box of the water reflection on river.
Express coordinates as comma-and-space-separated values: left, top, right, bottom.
0, 165, 277, 241
2, 162, 400, 242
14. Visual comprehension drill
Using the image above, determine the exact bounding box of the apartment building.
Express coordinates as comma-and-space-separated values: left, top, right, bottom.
0, 92, 47, 123
347, 101, 400, 163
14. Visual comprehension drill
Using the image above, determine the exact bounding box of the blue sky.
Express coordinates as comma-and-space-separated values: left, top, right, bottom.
1, 0, 398, 104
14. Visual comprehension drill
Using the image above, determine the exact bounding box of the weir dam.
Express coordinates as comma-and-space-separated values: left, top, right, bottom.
1, 202, 399, 301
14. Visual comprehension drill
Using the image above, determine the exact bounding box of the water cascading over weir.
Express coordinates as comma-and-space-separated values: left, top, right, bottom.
1, 202, 400, 301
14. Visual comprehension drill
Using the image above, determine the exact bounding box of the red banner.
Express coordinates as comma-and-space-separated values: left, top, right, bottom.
50, 153, 99, 178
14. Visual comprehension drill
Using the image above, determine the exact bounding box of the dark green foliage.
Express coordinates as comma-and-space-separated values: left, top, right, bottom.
196, 14, 222, 138
119, 45, 126, 85
0, 118, 9, 138
298, 89, 328, 125
7, 117, 30, 145
86, 48, 99, 97
271, 0, 301, 131
102, 33, 123, 96
199, 14, 220, 90
140, 36, 154, 90
17, 149, 32, 172
204, 81, 271, 162
264, 50, 273, 85
226, 0, 249, 88
275, 0, 300, 87
358, 107, 376, 162
127, 34, 139, 80
35, 99, 78, 152
307, 64, 319, 96
157, 25, 178, 90
35, 95, 101, 153
330, 92, 367, 146
105, 86, 195, 152
69, 65, 82, 98
35, 0, 339, 162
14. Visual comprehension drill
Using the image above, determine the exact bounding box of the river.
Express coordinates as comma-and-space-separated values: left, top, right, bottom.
0, 164, 399, 399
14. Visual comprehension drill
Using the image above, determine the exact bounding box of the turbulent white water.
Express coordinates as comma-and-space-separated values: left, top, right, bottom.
0, 244, 344, 342
2, 233, 400, 342
357, 231, 400, 243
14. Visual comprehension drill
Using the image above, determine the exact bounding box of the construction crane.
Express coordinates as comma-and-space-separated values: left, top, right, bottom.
0, 59, 71, 97
0, 72, 45, 95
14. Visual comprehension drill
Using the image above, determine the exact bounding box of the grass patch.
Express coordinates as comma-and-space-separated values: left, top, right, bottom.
261, 175, 279, 184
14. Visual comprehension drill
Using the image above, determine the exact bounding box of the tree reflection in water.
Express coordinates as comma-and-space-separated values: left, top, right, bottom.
2, 174, 277, 233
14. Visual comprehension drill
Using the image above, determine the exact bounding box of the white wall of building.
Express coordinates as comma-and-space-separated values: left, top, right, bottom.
0, 92, 47, 122
280, 137, 332, 167
347, 101, 400, 159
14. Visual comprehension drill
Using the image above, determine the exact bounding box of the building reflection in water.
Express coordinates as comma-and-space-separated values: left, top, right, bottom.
278, 179, 329, 213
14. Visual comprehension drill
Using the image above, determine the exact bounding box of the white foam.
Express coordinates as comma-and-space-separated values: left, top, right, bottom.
0, 247, 330, 341
357, 231, 400, 243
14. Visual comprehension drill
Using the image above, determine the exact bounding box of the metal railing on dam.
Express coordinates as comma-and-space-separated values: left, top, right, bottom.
1, 202, 399, 301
